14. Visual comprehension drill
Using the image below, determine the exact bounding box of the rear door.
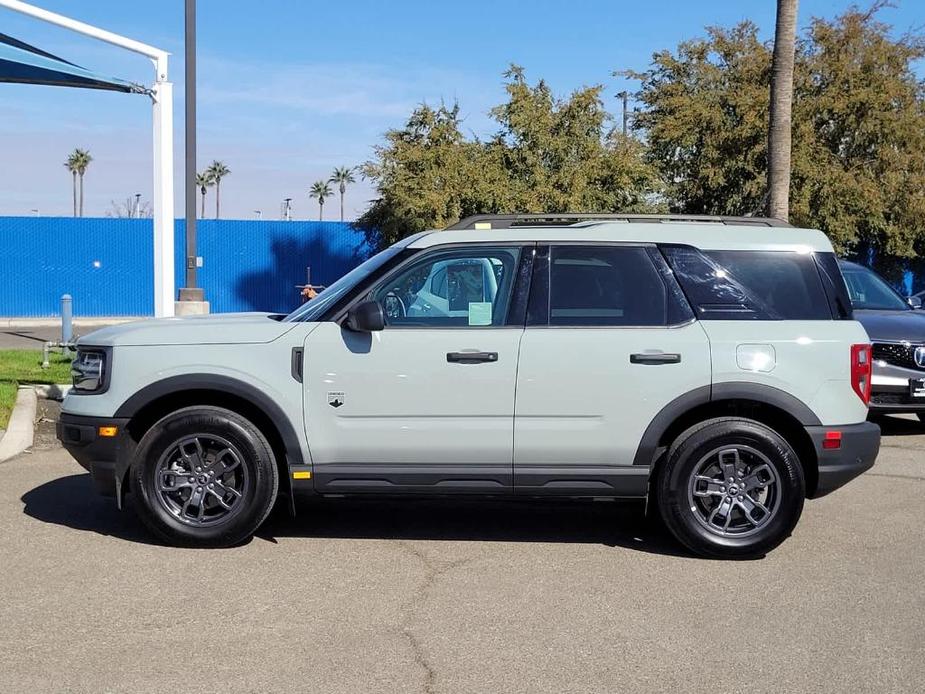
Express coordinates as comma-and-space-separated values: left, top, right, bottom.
513, 244, 712, 496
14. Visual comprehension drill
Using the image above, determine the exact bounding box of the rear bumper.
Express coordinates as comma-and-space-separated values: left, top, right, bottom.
56, 413, 133, 498
805, 421, 880, 498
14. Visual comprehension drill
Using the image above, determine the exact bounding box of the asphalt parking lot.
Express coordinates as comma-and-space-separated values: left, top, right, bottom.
1, 408, 923, 694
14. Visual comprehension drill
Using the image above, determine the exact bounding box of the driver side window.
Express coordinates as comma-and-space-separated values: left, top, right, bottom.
373, 247, 521, 327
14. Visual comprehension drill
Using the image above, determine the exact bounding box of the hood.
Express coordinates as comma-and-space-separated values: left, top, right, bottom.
77, 312, 300, 347
853, 309, 925, 343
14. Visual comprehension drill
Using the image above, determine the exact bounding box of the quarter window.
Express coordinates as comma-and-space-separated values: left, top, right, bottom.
547, 246, 670, 326
661, 246, 832, 320
373, 247, 521, 327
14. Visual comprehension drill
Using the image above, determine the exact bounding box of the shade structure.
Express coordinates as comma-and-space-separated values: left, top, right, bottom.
0, 32, 144, 93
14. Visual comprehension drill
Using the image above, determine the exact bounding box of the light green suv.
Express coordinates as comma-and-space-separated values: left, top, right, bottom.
57, 214, 881, 558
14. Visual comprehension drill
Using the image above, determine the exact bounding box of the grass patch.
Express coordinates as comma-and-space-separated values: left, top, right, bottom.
0, 349, 73, 429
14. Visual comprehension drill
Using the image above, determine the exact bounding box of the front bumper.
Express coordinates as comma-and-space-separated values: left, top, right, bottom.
870, 362, 925, 412
805, 421, 880, 498
56, 413, 133, 500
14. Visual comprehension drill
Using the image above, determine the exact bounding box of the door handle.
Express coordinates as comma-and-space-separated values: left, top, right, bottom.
447, 351, 498, 364
630, 352, 681, 365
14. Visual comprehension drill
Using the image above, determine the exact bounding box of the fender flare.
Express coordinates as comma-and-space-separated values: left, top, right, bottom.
115, 374, 306, 467
631, 382, 821, 467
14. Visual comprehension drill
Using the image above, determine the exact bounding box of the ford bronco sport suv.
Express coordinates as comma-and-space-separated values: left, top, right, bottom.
57, 214, 880, 558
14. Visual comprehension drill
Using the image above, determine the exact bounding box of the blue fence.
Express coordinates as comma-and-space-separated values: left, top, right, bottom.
0, 217, 370, 317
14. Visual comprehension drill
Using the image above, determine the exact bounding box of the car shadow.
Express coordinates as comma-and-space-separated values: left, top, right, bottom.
258, 496, 697, 558
20, 473, 158, 545
21, 474, 697, 557
872, 414, 925, 437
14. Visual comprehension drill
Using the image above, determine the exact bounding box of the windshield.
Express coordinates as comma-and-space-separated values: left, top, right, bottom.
283, 246, 405, 322
841, 266, 909, 311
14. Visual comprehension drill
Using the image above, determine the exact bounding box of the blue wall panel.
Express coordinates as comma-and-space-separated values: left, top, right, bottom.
0, 217, 369, 317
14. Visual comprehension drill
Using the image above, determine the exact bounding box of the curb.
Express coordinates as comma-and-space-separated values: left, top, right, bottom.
0, 317, 141, 329
0, 387, 37, 462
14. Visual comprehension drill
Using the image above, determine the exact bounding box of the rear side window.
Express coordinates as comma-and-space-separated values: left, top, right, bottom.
661, 246, 832, 320
548, 246, 673, 326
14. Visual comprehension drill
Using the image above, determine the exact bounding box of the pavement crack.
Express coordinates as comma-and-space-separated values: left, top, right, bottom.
397, 540, 472, 694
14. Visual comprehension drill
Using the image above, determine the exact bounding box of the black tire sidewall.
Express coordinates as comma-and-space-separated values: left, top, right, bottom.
131, 407, 278, 547
659, 420, 805, 558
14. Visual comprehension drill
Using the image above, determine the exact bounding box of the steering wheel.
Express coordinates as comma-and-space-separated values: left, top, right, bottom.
383, 291, 407, 320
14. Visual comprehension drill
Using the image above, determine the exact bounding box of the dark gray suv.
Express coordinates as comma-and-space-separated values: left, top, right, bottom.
839, 260, 925, 420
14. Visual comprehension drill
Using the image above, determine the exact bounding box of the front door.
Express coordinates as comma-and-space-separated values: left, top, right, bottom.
514, 244, 712, 496
303, 244, 528, 493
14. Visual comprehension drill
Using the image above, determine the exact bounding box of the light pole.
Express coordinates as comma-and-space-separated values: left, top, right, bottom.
282, 198, 292, 221
177, 0, 206, 312
254, 210, 262, 220
617, 91, 629, 136
133, 192, 141, 218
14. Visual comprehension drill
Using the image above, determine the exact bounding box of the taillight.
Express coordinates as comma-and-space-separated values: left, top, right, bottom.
851, 343, 872, 405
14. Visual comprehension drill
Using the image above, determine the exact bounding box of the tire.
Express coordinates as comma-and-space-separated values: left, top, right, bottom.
656, 417, 805, 559
130, 406, 279, 547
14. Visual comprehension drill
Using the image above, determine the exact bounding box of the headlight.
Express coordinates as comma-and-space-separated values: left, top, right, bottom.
72, 348, 107, 392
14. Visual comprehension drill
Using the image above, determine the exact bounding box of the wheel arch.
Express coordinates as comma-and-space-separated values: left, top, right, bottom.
114, 375, 305, 509
634, 383, 821, 496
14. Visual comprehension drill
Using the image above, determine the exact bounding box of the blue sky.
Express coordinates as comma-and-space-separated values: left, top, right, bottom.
1, 0, 923, 220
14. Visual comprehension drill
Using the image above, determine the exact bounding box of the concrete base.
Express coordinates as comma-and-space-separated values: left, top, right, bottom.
174, 300, 210, 316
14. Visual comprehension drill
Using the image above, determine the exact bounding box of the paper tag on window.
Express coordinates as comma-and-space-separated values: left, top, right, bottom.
468, 302, 492, 326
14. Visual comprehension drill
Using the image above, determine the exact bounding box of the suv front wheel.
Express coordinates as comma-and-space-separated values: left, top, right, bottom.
656, 417, 805, 559
131, 406, 279, 547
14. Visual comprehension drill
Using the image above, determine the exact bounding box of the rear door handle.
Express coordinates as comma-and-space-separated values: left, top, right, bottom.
630, 352, 681, 365
447, 351, 498, 364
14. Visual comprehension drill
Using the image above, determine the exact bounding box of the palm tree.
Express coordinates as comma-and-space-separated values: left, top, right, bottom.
64, 151, 80, 217
328, 166, 356, 222
308, 181, 333, 221
206, 160, 231, 219
767, 0, 799, 221
66, 148, 92, 217
196, 171, 213, 219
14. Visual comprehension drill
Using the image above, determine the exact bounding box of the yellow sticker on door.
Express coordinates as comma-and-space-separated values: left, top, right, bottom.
468, 302, 492, 326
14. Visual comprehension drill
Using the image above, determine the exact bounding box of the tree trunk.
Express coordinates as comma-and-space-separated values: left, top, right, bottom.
78, 173, 85, 217
215, 180, 221, 219
319, 200, 324, 221
72, 171, 77, 217
340, 192, 344, 222
200, 188, 206, 219
767, 0, 799, 221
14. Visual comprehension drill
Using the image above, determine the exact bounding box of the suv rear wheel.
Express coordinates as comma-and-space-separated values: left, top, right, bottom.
656, 417, 805, 559
130, 406, 279, 547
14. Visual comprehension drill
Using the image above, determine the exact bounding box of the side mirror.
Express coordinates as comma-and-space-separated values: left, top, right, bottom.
345, 300, 385, 332
908, 296, 922, 309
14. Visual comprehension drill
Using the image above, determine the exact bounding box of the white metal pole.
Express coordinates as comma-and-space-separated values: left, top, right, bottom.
152, 81, 175, 317
0, 0, 175, 317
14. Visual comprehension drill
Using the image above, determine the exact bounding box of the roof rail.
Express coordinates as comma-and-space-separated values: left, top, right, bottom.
444, 213, 792, 230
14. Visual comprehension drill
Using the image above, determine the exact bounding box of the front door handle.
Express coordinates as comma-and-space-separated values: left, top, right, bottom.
630, 352, 681, 365
447, 351, 498, 364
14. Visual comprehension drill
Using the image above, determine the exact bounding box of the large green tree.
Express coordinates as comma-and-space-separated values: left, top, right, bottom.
793, 6, 925, 262
627, 5, 925, 266
359, 67, 660, 249
624, 23, 772, 217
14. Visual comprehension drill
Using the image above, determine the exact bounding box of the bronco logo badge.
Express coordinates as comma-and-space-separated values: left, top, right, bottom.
328, 391, 345, 408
